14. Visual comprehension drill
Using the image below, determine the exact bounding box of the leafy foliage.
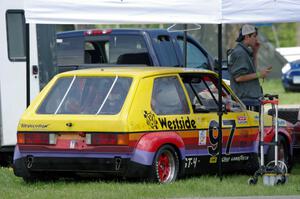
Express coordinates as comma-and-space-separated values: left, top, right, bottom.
259, 23, 297, 47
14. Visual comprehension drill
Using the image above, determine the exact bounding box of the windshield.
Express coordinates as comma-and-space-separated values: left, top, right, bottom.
37, 76, 132, 115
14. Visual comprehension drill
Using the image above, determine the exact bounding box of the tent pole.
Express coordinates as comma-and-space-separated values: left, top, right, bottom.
217, 23, 223, 181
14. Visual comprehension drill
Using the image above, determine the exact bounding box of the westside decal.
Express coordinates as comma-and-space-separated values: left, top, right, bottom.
158, 116, 196, 130
144, 111, 197, 130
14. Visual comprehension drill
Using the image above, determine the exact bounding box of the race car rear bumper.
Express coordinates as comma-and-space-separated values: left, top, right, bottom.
13, 156, 151, 178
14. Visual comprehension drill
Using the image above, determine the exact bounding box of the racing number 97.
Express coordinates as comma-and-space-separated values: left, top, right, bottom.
207, 119, 236, 156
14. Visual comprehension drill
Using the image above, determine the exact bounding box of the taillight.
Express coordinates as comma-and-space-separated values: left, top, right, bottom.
17, 132, 57, 145
84, 29, 112, 36
86, 133, 128, 146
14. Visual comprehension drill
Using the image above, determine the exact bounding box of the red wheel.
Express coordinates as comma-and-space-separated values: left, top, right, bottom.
150, 145, 179, 183
267, 135, 292, 171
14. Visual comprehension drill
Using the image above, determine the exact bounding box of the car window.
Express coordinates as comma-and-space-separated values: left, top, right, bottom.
181, 74, 243, 113
151, 76, 189, 115
177, 38, 209, 69
37, 76, 132, 115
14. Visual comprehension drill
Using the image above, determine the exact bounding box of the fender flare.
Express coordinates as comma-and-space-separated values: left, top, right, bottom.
131, 131, 185, 166
264, 126, 293, 156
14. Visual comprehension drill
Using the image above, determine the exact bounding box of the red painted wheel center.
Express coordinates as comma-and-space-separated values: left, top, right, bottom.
158, 153, 170, 181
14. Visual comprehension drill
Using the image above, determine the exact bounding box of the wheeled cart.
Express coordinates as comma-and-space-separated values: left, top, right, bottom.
248, 94, 288, 185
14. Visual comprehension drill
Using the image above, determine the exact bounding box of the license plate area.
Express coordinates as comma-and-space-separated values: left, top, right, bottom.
57, 132, 87, 149
293, 76, 300, 84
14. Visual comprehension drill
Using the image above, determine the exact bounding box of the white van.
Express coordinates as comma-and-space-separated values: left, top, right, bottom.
0, 1, 56, 165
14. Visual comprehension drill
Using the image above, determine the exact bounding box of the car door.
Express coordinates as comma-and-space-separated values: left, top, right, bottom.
180, 72, 253, 173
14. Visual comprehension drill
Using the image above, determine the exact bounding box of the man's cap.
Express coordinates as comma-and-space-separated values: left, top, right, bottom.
241, 24, 257, 35
236, 24, 258, 42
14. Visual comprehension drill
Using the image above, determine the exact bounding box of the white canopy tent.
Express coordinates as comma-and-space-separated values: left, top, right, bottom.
25, 0, 300, 24
24, 0, 300, 179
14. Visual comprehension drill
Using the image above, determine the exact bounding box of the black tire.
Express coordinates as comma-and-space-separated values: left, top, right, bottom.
247, 177, 257, 185
149, 145, 179, 183
266, 135, 291, 172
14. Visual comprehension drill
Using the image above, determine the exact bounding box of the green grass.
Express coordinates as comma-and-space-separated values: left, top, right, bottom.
1, 165, 300, 199
261, 79, 299, 104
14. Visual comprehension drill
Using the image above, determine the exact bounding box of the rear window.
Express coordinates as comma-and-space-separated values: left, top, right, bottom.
37, 76, 132, 115
56, 35, 150, 66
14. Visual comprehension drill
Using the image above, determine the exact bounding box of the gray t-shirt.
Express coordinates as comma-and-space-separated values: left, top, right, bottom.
228, 42, 263, 101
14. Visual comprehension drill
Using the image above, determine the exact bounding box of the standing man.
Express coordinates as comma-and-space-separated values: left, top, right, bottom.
228, 24, 272, 111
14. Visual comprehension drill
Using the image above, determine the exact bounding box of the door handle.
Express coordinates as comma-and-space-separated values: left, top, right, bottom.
32, 65, 38, 75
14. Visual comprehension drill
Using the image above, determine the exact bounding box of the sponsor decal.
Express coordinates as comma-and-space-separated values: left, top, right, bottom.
209, 156, 217, 164
144, 111, 197, 130
210, 155, 250, 164
222, 155, 249, 163
198, 130, 207, 145
144, 111, 158, 129
20, 123, 49, 129
230, 155, 249, 162
237, 116, 247, 124
185, 157, 200, 169
158, 116, 196, 130
254, 115, 259, 121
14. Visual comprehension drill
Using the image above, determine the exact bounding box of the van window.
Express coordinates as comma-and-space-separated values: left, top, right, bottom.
6, 10, 26, 61
37, 76, 132, 115
152, 35, 178, 67
177, 38, 209, 69
151, 76, 189, 115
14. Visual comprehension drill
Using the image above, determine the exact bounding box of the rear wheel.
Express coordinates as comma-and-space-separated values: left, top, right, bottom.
267, 135, 291, 171
150, 145, 179, 183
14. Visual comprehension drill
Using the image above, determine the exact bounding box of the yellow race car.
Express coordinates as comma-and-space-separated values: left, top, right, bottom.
13, 67, 293, 183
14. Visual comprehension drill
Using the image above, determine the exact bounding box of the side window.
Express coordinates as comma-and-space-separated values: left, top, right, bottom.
177, 38, 209, 69
182, 74, 243, 113
183, 76, 218, 112
6, 10, 26, 61
151, 76, 189, 115
152, 35, 179, 66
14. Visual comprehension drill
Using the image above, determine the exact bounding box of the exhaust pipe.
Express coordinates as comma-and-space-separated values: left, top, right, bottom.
115, 157, 122, 171
26, 156, 34, 169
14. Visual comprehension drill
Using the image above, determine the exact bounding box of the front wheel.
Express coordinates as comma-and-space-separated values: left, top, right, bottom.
150, 145, 179, 183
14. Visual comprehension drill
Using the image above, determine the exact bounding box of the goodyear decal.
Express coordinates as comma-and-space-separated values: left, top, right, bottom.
144, 111, 197, 130
209, 155, 250, 164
